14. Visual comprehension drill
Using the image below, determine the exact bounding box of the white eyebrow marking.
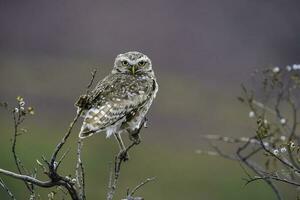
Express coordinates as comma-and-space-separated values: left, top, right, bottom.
136, 56, 148, 62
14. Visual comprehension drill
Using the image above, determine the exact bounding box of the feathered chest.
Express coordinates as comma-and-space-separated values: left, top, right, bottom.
90, 73, 156, 107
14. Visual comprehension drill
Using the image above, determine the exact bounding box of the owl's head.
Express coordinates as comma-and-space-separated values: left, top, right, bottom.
112, 51, 153, 75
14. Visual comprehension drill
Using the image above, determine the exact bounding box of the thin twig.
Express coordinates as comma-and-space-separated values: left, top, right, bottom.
12, 109, 34, 194
56, 148, 71, 169
86, 69, 97, 94
245, 175, 300, 187
128, 177, 156, 197
50, 110, 83, 170
0, 177, 16, 200
258, 138, 300, 173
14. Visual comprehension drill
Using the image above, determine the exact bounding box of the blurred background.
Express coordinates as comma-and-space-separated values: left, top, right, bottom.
1, 0, 300, 199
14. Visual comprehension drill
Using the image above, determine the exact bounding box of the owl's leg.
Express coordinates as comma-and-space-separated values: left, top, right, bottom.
114, 132, 129, 161
128, 129, 141, 144
128, 117, 148, 144
114, 132, 126, 151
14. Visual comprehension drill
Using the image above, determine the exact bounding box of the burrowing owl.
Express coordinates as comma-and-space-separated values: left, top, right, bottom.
76, 51, 158, 149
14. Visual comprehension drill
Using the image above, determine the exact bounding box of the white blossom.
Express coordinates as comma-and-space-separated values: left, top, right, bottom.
249, 111, 255, 118
264, 119, 268, 124
290, 142, 296, 148
280, 147, 287, 153
272, 66, 280, 73
280, 135, 286, 141
263, 142, 269, 147
293, 64, 300, 70
19, 101, 25, 106
273, 149, 279, 155
280, 118, 286, 125
286, 65, 292, 71
14, 107, 19, 113
48, 192, 54, 199
240, 137, 249, 142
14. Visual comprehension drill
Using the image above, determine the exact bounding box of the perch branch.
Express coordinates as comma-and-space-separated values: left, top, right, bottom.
107, 118, 146, 200
76, 138, 86, 200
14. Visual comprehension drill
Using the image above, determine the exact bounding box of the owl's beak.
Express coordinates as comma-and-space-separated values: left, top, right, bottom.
130, 65, 136, 75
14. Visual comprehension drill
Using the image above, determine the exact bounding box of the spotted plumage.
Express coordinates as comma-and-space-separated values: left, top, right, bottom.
76, 51, 158, 140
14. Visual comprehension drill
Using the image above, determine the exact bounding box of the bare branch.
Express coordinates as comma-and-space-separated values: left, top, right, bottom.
107, 136, 141, 200
245, 175, 300, 187
0, 168, 57, 188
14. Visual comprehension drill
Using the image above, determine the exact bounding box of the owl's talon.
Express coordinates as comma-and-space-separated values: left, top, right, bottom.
134, 138, 141, 145
118, 150, 129, 161
129, 132, 141, 144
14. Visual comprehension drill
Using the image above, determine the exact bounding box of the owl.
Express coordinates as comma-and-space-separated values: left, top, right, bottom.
76, 51, 158, 151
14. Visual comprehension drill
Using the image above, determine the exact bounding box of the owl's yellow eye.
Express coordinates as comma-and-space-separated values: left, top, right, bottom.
138, 61, 146, 66
121, 60, 129, 66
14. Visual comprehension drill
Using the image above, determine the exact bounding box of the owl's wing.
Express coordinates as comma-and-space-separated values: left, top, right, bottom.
79, 74, 152, 138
